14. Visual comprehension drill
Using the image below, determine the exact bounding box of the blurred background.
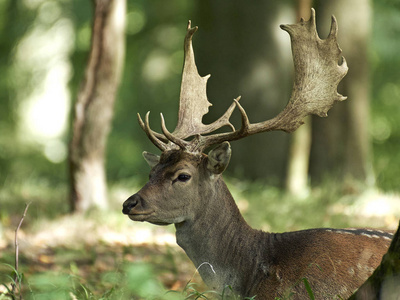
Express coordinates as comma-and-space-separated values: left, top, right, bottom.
1, 0, 400, 298
1, 0, 400, 215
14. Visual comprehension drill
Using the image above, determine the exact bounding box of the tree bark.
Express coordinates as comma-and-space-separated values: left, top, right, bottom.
310, 0, 373, 185
349, 221, 400, 299
69, 0, 125, 212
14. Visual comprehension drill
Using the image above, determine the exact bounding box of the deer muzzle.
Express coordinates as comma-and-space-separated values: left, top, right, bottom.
122, 194, 141, 215
122, 193, 156, 223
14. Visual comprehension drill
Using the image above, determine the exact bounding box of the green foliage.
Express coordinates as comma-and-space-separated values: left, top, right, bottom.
0, 178, 69, 221
302, 278, 315, 300
29, 273, 72, 299
227, 177, 359, 232
371, 0, 400, 191
0, 263, 24, 300
124, 262, 166, 299
1, 261, 260, 300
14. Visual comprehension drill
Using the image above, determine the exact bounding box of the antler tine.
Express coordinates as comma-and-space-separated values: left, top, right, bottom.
137, 112, 168, 151
160, 113, 188, 150
327, 14, 348, 103
190, 96, 253, 152
328, 14, 338, 37
233, 97, 250, 133
202, 100, 238, 134
138, 113, 169, 143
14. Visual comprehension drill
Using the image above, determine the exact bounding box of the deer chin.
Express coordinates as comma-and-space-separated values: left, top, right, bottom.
148, 220, 172, 226
128, 212, 181, 226
148, 215, 186, 226
128, 212, 154, 222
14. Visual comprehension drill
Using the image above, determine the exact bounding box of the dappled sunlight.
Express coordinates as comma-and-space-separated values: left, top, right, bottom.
0, 211, 201, 298
19, 59, 71, 142
226, 177, 400, 233
330, 189, 400, 230
1, 212, 177, 254
142, 50, 178, 83
12, 3, 74, 164
126, 6, 146, 35
141, 25, 183, 82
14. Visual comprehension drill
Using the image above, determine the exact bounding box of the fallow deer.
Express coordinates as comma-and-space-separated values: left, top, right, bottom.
122, 9, 393, 299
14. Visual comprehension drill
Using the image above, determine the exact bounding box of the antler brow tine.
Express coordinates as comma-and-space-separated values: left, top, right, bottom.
137, 112, 167, 151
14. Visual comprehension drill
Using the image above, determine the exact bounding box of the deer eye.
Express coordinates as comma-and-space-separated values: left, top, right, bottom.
177, 173, 191, 182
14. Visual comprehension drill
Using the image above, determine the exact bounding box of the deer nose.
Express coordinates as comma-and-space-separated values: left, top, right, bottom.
122, 194, 141, 214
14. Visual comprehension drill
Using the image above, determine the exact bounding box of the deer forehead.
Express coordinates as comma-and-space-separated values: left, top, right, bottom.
153, 150, 204, 176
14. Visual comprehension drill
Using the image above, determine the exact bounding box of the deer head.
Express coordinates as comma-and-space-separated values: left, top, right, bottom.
123, 141, 233, 225
123, 9, 347, 224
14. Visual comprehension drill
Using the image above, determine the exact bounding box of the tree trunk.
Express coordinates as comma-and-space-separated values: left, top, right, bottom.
285, 0, 312, 197
349, 221, 400, 299
310, 0, 373, 185
194, 0, 293, 183
69, 0, 125, 212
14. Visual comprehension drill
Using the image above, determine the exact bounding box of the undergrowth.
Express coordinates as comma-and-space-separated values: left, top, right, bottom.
0, 261, 259, 300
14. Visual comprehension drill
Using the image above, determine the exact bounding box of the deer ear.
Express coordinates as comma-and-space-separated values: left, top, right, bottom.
143, 151, 160, 168
207, 142, 231, 175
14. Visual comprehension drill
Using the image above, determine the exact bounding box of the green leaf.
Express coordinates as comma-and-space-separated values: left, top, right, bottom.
302, 277, 315, 300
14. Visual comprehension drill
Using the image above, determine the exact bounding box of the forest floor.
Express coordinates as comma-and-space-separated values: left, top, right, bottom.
0, 210, 208, 299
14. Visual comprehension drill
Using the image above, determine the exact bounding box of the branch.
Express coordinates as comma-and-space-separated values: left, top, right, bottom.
12, 202, 31, 298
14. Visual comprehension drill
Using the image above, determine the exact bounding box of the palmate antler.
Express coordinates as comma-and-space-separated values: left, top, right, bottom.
138, 8, 348, 153
138, 21, 237, 151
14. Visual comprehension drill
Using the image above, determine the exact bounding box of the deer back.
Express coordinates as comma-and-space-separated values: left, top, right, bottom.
255, 228, 393, 299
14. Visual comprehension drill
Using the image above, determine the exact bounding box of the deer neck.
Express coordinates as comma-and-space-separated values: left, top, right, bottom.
174, 177, 267, 295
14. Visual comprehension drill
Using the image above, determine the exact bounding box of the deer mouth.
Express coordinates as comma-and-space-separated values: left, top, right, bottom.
128, 213, 172, 226
127, 212, 153, 222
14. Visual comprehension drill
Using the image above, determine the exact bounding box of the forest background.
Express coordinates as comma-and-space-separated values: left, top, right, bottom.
1, 0, 400, 299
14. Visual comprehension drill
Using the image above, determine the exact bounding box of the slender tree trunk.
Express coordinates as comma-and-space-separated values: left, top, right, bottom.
69, 0, 126, 212
285, 0, 312, 196
310, 0, 372, 185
